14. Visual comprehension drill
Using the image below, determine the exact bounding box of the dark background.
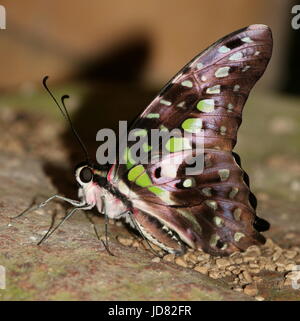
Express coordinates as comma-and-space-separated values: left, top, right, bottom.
0, 0, 298, 93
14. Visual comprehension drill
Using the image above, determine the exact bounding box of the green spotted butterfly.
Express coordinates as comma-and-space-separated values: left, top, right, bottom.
24, 24, 272, 256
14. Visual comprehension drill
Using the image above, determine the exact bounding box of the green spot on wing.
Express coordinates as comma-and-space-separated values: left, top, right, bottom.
133, 129, 147, 137
124, 147, 136, 170
160, 125, 168, 132
146, 113, 160, 119
210, 234, 220, 247
136, 172, 152, 187
197, 99, 215, 112
181, 118, 203, 133
148, 186, 166, 196
128, 165, 145, 181
165, 137, 191, 152
128, 164, 152, 187
142, 143, 152, 152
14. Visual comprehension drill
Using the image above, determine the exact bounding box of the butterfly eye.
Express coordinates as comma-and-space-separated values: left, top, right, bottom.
154, 167, 162, 179
79, 167, 93, 183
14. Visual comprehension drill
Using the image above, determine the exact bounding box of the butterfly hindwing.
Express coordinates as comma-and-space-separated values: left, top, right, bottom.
110, 25, 272, 256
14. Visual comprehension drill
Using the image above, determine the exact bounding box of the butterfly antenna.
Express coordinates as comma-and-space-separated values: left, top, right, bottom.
42, 76, 89, 162
61, 95, 89, 161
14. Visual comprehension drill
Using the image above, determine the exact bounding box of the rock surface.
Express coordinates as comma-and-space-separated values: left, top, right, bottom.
0, 153, 251, 300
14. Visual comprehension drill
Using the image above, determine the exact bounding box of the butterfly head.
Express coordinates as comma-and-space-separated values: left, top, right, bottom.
74, 162, 112, 214
75, 161, 109, 187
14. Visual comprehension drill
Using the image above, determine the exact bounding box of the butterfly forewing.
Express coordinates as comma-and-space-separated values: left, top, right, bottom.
110, 24, 272, 256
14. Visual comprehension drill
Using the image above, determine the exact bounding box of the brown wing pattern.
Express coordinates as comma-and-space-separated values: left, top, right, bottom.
111, 24, 272, 256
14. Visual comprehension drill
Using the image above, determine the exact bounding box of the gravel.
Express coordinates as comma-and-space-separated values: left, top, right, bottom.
117, 236, 300, 299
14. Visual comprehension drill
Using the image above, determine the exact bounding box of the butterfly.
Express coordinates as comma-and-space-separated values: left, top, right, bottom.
19, 24, 272, 257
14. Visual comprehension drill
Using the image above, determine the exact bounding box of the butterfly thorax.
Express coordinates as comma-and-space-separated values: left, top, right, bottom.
75, 162, 132, 220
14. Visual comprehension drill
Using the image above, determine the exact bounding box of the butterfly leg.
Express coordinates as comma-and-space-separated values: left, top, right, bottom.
99, 197, 116, 256
37, 203, 94, 245
12, 194, 87, 219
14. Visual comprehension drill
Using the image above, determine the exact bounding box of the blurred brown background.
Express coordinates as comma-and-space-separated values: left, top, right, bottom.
0, 0, 298, 93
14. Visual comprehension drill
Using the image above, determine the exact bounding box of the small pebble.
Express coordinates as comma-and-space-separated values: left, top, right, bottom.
249, 263, 260, 269
216, 258, 230, 268
151, 257, 161, 263
117, 236, 133, 247
233, 287, 243, 292
194, 265, 209, 275
243, 256, 256, 263
208, 271, 220, 279
186, 253, 198, 264
253, 276, 263, 283
163, 254, 175, 262
100, 235, 110, 242
243, 284, 258, 296
276, 266, 285, 273
284, 250, 297, 259
284, 233, 297, 240
242, 270, 253, 283
232, 268, 241, 275
246, 245, 261, 256
264, 238, 275, 248
272, 250, 283, 262
265, 263, 276, 271
286, 263, 296, 271
175, 257, 188, 268
132, 240, 141, 248
234, 258, 243, 264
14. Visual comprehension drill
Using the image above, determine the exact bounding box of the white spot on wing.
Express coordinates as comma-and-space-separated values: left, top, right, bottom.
181, 80, 193, 88
241, 36, 253, 43
218, 46, 231, 53
160, 99, 172, 106
215, 66, 230, 78
229, 52, 243, 61
242, 65, 250, 72
220, 126, 227, 135
227, 103, 234, 112
177, 101, 186, 108
206, 85, 221, 94
161, 164, 178, 178
233, 84, 240, 92
183, 178, 196, 188
196, 62, 204, 69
